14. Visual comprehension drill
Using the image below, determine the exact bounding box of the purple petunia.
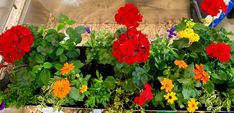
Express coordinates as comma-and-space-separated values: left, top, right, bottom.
0, 101, 5, 111
167, 26, 176, 39
85, 27, 91, 34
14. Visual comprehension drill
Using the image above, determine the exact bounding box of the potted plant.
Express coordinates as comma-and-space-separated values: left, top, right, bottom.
0, 1, 234, 113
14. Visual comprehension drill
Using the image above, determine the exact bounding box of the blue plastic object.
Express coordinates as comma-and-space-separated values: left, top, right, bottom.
209, 0, 234, 27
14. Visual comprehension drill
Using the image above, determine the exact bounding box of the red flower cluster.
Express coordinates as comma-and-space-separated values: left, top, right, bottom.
206, 42, 231, 62
0, 25, 34, 63
134, 83, 153, 107
200, 0, 227, 16
115, 4, 142, 28
112, 29, 150, 64
113, 4, 150, 65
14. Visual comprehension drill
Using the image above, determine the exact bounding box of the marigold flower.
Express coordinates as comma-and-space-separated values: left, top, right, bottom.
187, 98, 199, 113
164, 92, 177, 104
174, 60, 188, 69
60, 63, 75, 75
52, 79, 71, 99
80, 85, 88, 93
160, 78, 174, 93
193, 64, 210, 84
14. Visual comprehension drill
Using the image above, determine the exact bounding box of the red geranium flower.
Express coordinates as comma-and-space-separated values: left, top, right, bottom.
115, 4, 142, 28
206, 42, 231, 62
200, 0, 227, 16
112, 28, 150, 65
134, 83, 153, 107
0, 25, 34, 63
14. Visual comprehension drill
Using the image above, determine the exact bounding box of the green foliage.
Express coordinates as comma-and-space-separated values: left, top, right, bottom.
85, 30, 116, 65
5, 84, 38, 108
4, 15, 87, 108
2, 14, 234, 112
200, 91, 232, 112
85, 71, 115, 108
132, 67, 149, 87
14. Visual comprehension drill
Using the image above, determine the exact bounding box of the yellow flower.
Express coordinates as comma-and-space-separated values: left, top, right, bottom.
178, 28, 200, 43
52, 79, 71, 99
187, 98, 199, 113
164, 92, 177, 104
160, 78, 174, 92
186, 20, 195, 28
174, 60, 188, 69
80, 85, 88, 93
60, 62, 75, 75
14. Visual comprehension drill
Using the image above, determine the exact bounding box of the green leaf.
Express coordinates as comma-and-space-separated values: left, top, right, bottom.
58, 14, 69, 23
43, 62, 53, 69
152, 91, 165, 108
66, 50, 80, 58
54, 63, 63, 70
69, 87, 84, 101
123, 79, 137, 92
203, 81, 214, 93
72, 60, 84, 69
56, 48, 64, 56
114, 27, 126, 38
57, 23, 65, 31
175, 19, 186, 31
66, 19, 75, 25
77, 34, 82, 44
32, 65, 43, 73
35, 54, 45, 63
177, 78, 193, 87
66, 27, 76, 39
84, 75, 91, 81
188, 42, 204, 53
39, 69, 51, 85
182, 87, 196, 99
172, 38, 189, 49
193, 23, 208, 31
75, 26, 86, 34
103, 76, 116, 90
183, 63, 195, 78
60, 54, 67, 62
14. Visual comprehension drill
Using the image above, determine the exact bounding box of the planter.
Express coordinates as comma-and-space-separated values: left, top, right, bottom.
0, 1, 234, 113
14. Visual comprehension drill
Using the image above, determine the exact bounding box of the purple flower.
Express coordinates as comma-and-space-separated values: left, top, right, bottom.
0, 101, 5, 111
167, 26, 176, 39
85, 27, 91, 34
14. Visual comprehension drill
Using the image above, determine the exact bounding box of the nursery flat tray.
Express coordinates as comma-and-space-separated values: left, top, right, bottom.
2, 105, 232, 113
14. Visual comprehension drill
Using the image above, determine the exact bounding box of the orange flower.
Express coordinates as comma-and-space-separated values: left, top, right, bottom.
160, 78, 174, 92
52, 79, 71, 99
60, 62, 75, 75
174, 60, 188, 69
193, 64, 210, 84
